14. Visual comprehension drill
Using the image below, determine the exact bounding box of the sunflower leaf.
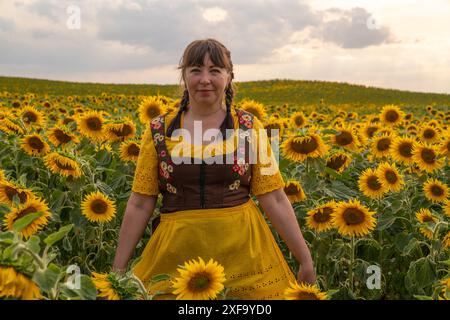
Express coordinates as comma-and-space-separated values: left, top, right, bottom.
150, 274, 171, 283
12, 211, 43, 232
44, 224, 74, 247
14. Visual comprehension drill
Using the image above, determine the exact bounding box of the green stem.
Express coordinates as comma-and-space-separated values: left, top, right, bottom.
349, 236, 355, 294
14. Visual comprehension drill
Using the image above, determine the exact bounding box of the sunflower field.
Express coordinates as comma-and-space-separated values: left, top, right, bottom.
0, 77, 449, 300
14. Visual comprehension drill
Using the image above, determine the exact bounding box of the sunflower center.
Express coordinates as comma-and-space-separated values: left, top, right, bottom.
313, 207, 333, 223
111, 125, 133, 137
54, 159, 75, 170
399, 142, 413, 157
423, 129, 435, 139
377, 138, 391, 151
13, 101, 21, 108
86, 117, 102, 131
366, 127, 378, 138
421, 149, 436, 164
294, 116, 305, 126
385, 110, 399, 122
127, 144, 140, 156
247, 108, 261, 119
385, 170, 398, 184
55, 129, 72, 143
90, 199, 108, 214
5, 186, 28, 203
187, 273, 211, 292
335, 131, 353, 146
28, 137, 44, 150
343, 208, 365, 225
63, 118, 75, 125
430, 185, 444, 196
146, 105, 160, 119
291, 137, 319, 154
284, 184, 300, 195
422, 215, 434, 222
23, 111, 37, 123
367, 176, 382, 191
15, 206, 37, 220
326, 155, 347, 170
446, 142, 450, 152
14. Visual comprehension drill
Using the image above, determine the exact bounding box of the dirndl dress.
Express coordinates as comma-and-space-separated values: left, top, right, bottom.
131, 107, 296, 300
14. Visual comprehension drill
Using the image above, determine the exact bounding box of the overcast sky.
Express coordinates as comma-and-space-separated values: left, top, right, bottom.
1, 0, 449, 93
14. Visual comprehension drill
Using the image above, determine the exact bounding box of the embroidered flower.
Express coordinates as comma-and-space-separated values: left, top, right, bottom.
167, 183, 177, 194
160, 150, 166, 157
161, 161, 167, 171
237, 157, 246, 165
167, 164, 173, 173
232, 164, 240, 172
162, 171, 169, 179
151, 122, 162, 130
229, 179, 240, 190
238, 168, 245, 176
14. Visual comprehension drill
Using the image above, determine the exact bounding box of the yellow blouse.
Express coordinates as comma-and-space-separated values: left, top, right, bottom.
131, 108, 285, 197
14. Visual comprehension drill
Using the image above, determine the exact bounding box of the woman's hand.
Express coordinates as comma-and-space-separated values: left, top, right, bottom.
297, 263, 316, 285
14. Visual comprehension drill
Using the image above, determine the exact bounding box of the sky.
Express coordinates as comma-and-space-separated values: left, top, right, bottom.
1, 0, 450, 93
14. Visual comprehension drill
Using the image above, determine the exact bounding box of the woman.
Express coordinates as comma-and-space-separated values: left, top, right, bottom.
113, 38, 315, 300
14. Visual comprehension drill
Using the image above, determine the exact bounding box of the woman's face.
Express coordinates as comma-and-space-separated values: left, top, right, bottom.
184, 53, 231, 108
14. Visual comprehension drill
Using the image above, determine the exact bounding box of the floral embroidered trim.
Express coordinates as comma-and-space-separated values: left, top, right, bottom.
150, 115, 177, 194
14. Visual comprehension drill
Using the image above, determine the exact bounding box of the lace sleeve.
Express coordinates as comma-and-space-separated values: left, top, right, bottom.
250, 118, 285, 196
131, 125, 160, 196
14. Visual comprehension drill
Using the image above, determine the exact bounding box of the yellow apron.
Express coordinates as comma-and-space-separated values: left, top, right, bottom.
133, 199, 296, 300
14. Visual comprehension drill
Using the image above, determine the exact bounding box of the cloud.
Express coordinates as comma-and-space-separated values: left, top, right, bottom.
315, 7, 394, 48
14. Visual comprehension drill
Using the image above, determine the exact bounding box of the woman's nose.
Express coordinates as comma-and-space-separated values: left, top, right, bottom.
199, 71, 211, 84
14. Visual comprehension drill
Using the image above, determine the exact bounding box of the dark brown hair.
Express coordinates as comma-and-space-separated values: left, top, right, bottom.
166, 38, 236, 137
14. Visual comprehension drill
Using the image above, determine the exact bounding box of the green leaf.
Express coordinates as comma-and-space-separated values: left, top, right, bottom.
12, 211, 42, 232
377, 215, 397, 231
33, 267, 61, 293
59, 274, 97, 300
27, 235, 41, 254
150, 274, 171, 283
44, 224, 73, 247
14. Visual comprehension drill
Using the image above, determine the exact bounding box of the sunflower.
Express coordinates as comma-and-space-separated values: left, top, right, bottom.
418, 125, 440, 144
59, 116, 77, 127
371, 134, 395, 158
138, 96, 167, 124
284, 281, 327, 300
264, 118, 285, 140
419, 227, 434, 240
20, 134, 50, 157
444, 200, 450, 218
415, 208, 437, 224
0, 265, 42, 300
77, 110, 106, 142
43, 152, 83, 179
81, 191, 116, 223
104, 119, 136, 142
91, 272, 128, 300
290, 111, 308, 128
119, 141, 140, 163
376, 162, 404, 193
47, 126, 79, 147
442, 231, 450, 250
360, 123, 380, 141
380, 105, 404, 126
331, 125, 360, 151
358, 168, 387, 199
325, 152, 352, 173
332, 199, 377, 237
390, 136, 416, 165
306, 201, 337, 232
412, 143, 444, 173
282, 133, 328, 162
239, 99, 267, 121
423, 179, 448, 203
0, 180, 33, 206
171, 257, 226, 300
283, 180, 306, 203
439, 135, 450, 157
4, 196, 51, 238
0, 118, 25, 135
0, 169, 5, 182
20, 106, 46, 128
